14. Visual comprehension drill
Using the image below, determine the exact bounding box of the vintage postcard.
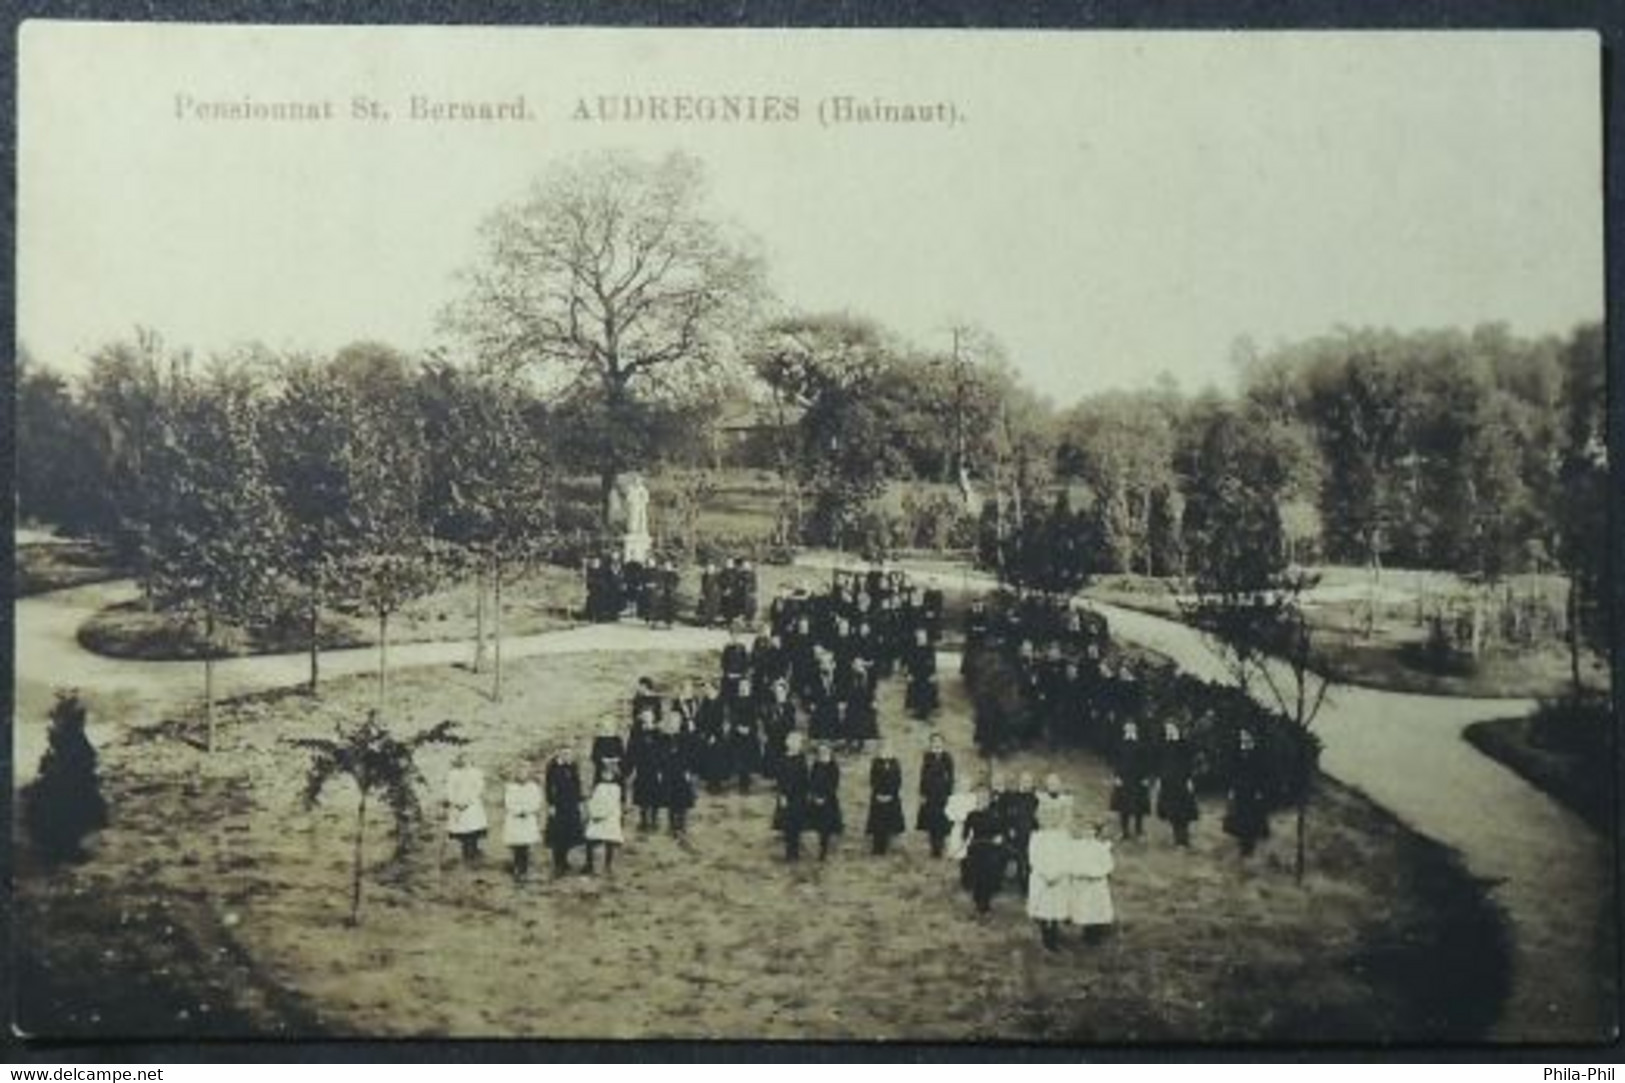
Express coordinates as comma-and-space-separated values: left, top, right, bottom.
13, 23, 1612, 1045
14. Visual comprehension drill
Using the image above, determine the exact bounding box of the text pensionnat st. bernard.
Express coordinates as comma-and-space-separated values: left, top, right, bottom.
171, 93, 963, 127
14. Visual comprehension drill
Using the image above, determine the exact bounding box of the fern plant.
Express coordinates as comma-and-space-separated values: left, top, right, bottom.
289, 711, 466, 924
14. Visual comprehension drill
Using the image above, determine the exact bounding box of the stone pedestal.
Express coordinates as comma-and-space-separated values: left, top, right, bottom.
622, 531, 652, 564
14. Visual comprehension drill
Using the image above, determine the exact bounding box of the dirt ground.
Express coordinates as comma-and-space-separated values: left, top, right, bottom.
15, 644, 1507, 1043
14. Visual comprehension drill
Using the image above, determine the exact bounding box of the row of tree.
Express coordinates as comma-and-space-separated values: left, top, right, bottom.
19, 335, 552, 741
1052, 324, 1606, 579
16, 150, 1609, 711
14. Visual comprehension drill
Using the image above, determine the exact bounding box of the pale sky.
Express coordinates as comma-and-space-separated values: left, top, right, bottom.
17, 24, 1603, 404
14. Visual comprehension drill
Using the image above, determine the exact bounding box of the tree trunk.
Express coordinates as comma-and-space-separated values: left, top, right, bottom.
493, 564, 505, 703
473, 565, 487, 674
1363, 543, 1381, 640
1568, 574, 1584, 698
308, 596, 321, 693
204, 608, 217, 753
349, 788, 368, 926
1295, 799, 1307, 884
377, 608, 389, 709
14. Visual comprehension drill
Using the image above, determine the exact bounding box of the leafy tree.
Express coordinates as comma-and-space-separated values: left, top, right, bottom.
1180, 407, 1288, 599
262, 357, 369, 692
752, 313, 907, 547
660, 466, 720, 560
78, 330, 184, 600
1555, 322, 1609, 696
417, 361, 552, 700
23, 691, 109, 863
445, 150, 767, 520
290, 713, 466, 925
145, 362, 284, 750
1056, 390, 1179, 574
1178, 407, 1330, 880
998, 488, 1099, 597
345, 416, 436, 710
280, 342, 443, 708
1146, 485, 1185, 577
1306, 349, 1407, 561
16, 351, 113, 536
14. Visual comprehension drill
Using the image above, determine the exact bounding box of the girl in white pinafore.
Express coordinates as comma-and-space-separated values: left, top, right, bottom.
1068, 823, 1117, 943
1026, 824, 1073, 951
502, 763, 543, 883
444, 753, 489, 865
943, 783, 980, 861
584, 766, 626, 874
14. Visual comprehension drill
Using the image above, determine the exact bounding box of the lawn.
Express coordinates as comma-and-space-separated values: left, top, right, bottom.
15, 539, 126, 598
15, 641, 1509, 1042
1084, 571, 1609, 700
76, 564, 587, 661
1463, 711, 1613, 835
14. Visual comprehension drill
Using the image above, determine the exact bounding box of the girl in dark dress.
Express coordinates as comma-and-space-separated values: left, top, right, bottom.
775, 732, 811, 862
760, 677, 797, 781
750, 631, 780, 690
631, 677, 663, 729
1110, 720, 1152, 839
790, 618, 819, 699
741, 560, 759, 624
960, 788, 1007, 916
1223, 727, 1271, 857
627, 708, 663, 831
657, 560, 679, 628
636, 563, 656, 625
1155, 721, 1199, 847
726, 679, 762, 794
698, 562, 720, 626
808, 689, 841, 744
583, 557, 603, 621
962, 600, 990, 675
695, 681, 730, 794
845, 658, 880, 749
904, 629, 939, 719
1006, 771, 1040, 892
590, 718, 626, 785
544, 747, 586, 876
865, 741, 905, 855
915, 732, 956, 857
720, 631, 750, 693
807, 742, 844, 860
669, 682, 698, 732
661, 714, 697, 837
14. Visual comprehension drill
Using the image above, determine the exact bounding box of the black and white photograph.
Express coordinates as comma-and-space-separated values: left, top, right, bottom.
11, 23, 1615, 1045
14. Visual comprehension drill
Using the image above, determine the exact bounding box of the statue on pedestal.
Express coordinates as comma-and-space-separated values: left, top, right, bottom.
618, 472, 652, 563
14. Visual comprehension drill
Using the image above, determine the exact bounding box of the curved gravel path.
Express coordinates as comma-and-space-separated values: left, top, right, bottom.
13, 581, 730, 789
14, 567, 1616, 1041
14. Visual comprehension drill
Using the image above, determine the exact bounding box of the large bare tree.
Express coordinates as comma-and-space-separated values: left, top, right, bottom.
445, 151, 767, 521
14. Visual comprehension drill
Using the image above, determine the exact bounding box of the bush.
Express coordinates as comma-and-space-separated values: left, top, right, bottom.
1401, 616, 1479, 677
1528, 693, 1614, 759
23, 691, 109, 863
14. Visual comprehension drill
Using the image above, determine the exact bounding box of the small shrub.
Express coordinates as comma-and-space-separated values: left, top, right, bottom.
1528, 693, 1614, 758
1402, 617, 1479, 677
23, 691, 109, 863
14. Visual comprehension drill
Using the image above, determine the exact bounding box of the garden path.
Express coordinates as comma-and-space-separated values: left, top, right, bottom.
14, 563, 1615, 1040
